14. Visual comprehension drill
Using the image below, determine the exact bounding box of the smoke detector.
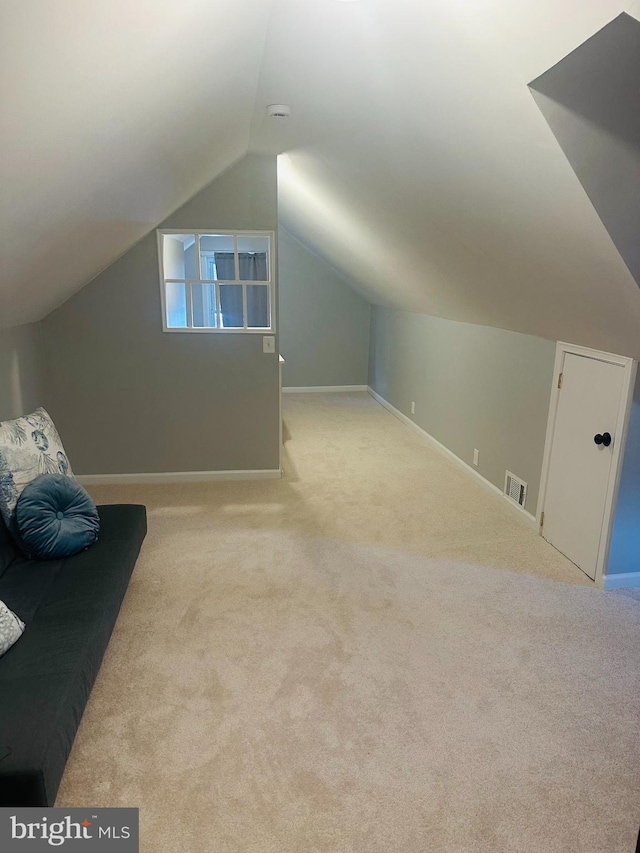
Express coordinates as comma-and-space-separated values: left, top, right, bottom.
266, 104, 291, 119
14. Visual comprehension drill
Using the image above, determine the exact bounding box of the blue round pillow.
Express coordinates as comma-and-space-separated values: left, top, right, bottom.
16, 474, 99, 559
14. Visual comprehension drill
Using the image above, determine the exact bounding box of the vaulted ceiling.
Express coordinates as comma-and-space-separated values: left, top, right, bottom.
2, 0, 640, 357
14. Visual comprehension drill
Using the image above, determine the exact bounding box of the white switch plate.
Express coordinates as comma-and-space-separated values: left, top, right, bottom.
411, 401, 416, 415
262, 335, 276, 354
473, 448, 479, 467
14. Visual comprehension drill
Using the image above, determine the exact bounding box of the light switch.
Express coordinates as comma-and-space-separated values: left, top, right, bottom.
263, 335, 276, 354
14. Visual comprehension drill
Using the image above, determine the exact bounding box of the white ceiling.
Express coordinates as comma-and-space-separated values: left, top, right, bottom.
0, 0, 272, 326
2, 0, 640, 357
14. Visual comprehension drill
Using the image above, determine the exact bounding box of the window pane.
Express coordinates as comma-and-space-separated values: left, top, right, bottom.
199, 234, 235, 280
237, 235, 269, 281
247, 285, 270, 328
237, 236, 270, 282
163, 234, 196, 279
219, 284, 244, 328
192, 283, 217, 328
165, 281, 188, 328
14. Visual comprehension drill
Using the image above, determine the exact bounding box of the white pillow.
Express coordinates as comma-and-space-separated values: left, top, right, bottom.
0, 599, 25, 657
0, 408, 74, 533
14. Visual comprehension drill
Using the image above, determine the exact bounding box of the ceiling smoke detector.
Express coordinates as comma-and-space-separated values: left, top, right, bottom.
266, 104, 291, 119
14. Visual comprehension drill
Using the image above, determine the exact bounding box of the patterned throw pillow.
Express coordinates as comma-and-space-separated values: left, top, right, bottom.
0, 408, 74, 536
0, 598, 25, 657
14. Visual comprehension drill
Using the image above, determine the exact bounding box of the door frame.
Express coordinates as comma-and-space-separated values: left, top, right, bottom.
537, 342, 637, 587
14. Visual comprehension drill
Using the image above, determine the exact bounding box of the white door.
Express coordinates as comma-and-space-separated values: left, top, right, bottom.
543, 353, 626, 580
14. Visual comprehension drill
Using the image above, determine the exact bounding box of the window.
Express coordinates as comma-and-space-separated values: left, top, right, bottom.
158, 230, 274, 333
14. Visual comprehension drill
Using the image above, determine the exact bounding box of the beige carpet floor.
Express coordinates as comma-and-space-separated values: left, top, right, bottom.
57, 392, 640, 852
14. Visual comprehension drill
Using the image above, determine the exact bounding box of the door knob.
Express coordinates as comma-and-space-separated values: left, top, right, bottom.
594, 432, 612, 447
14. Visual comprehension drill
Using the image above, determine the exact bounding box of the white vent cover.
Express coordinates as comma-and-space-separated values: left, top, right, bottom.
504, 471, 528, 508
266, 104, 291, 118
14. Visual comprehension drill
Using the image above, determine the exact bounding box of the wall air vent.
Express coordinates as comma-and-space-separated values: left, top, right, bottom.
504, 471, 528, 509
266, 104, 291, 118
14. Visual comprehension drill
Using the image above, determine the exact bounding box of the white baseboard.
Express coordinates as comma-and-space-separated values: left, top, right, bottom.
283, 385, 368, 393
367, 386, 538, 530
77, 469, 282, 486
603, 572, 640, 590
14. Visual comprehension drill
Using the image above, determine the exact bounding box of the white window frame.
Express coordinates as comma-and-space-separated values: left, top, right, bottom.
157, 229, 276, 334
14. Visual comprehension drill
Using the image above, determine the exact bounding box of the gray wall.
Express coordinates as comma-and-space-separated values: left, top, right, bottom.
368, 307, 556, 512
40, 154, 281, 475
607, 374, 640, 575
0, 323, 45, 421
530, 13, 640, 290
278, 228, 370, 387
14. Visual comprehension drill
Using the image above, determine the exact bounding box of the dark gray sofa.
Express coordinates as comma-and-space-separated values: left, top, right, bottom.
0, 503, 147, 806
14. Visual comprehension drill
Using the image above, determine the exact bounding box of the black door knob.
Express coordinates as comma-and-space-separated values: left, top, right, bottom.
594, 432, 612, 447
